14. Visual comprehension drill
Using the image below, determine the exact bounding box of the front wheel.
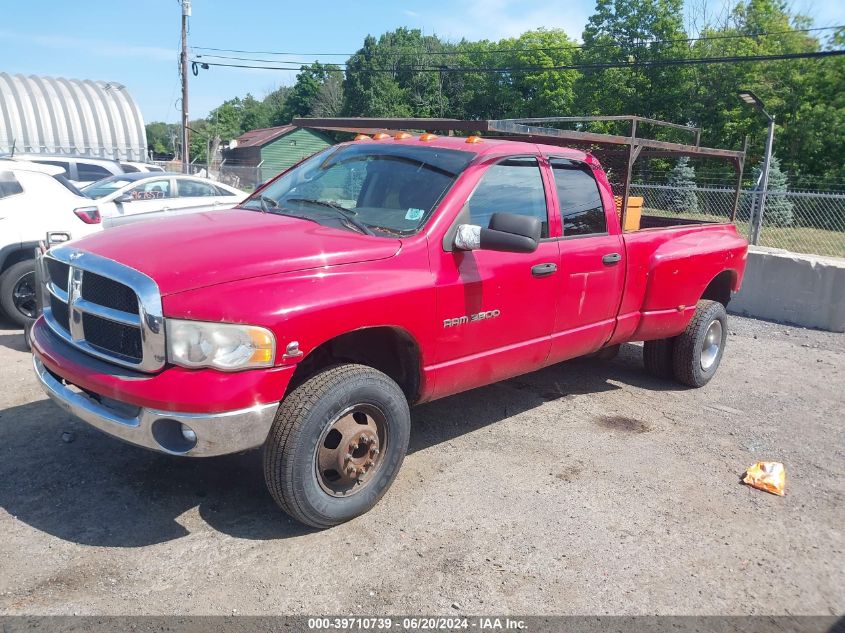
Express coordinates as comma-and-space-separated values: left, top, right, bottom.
0, 259, 37, 327
263, 364, 411, 529
672, 300, 728, 387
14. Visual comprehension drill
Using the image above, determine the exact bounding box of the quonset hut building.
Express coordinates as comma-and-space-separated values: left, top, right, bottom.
0, 72, 147, 160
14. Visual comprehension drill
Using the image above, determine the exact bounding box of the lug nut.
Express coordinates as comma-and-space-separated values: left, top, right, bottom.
370, 448, 379, 456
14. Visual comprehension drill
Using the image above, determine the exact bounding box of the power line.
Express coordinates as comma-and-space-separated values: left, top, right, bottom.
189, 23, 844, 59
191, 49, 845, 74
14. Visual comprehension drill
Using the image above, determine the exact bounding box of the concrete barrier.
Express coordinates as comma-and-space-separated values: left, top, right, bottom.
729, 246, 845, 332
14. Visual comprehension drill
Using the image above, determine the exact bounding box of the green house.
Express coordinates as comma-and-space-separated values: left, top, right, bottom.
225, 125, 334, 184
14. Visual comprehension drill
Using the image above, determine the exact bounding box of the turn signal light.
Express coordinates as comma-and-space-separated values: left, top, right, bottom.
353, 134, 371, 141
372, 132, 391, 140
466, 135, 483, 144
73, 206, 101, 224
419, 133, 438, 141
394, 132, 412, 140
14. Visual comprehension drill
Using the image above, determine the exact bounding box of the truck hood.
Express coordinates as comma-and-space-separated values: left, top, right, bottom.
70, 208, 402, 296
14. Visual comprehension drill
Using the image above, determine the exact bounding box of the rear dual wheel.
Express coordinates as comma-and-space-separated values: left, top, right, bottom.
643, 300, 728, 388
263, 364, 410, 529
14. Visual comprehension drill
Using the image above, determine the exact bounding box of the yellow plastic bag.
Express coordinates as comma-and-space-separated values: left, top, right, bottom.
743, 462, 786, 496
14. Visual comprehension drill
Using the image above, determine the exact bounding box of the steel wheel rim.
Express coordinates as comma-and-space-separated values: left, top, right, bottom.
314, 404, 387, 497
12, 271, 37, 319
700, 319, 723, 371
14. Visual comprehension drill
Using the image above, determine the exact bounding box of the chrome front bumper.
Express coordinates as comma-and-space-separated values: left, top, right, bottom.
33, 357, 278, 457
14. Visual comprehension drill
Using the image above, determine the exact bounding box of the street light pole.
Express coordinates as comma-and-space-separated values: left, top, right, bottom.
753, 115, 775, 245
180, 0, 191, 174
737, 90, 775, 245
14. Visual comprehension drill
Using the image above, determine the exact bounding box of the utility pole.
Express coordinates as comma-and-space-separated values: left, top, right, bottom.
180, 0, 191, 174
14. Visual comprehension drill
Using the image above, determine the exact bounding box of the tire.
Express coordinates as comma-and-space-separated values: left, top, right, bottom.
23, 319, 34, 351
263, 363, 411, 529
0, 259, 37, 328
643, 337, 675, 379
672, 300, 728, 388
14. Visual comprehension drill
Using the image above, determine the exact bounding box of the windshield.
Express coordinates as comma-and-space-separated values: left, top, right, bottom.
242, 142, 474, 236
82, 176, 134, 198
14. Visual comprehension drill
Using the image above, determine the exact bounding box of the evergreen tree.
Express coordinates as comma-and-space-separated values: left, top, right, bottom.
758, 156, 794, 227
739, 155, 794, 226
665, 157, 698, 213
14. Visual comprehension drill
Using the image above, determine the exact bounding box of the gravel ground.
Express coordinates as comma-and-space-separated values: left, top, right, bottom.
0, 314, 842, 616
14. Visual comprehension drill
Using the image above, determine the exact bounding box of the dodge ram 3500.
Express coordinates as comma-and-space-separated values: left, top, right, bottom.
30, 122, 748, 528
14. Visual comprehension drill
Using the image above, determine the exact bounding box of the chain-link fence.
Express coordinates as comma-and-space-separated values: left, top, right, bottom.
218, 163, 262, 192
629, 183, 845, 258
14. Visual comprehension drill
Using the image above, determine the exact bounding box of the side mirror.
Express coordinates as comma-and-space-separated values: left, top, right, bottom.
454, 212, 541, 253
114, 194, 133, 204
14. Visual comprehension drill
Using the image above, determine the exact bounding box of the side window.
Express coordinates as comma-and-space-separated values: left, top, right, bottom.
38, 160, 71, 176
77, 163, 113, 181
120, 163, 140, 173
128, 179, 172, 200
214, 184, 238, 197
0, 171, 24, 198
466, 157, 549, 237
551, 159, 606, 237
177, 180, 217, 198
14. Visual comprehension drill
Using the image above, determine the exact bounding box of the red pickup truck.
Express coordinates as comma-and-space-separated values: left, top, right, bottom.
30, 126, 747, 528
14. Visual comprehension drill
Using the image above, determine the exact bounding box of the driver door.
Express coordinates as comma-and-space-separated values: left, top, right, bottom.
430, 156, 559, 399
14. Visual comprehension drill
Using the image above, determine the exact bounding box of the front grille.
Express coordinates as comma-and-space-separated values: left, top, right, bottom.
41, 250, 165, 372
50, 294, 70, 331
80, 271, 139, 314
83, 313, 143, 362
46, 259, 70, 292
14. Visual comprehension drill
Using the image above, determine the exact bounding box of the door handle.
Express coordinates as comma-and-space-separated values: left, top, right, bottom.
602, 252, 621, 265
531, 262, 558, 277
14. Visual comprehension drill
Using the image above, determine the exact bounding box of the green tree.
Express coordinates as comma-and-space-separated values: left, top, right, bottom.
240, 94, 270, 131
665, 157, 699, 213
758, 156, 794, 226
283, 62, 343, 122
574, 0, 692, 125
264, 86, 293, 126
145, 122, 179, 156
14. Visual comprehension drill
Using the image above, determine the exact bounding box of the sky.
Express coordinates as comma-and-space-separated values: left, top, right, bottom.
2, 0, 844, 124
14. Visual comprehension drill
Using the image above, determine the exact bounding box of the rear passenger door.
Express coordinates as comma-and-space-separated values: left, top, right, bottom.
173, 178, 222, 211
547, 157, 625, 363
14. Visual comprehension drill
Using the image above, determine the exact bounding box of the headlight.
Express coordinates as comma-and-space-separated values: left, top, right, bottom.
166, 319, 276, 370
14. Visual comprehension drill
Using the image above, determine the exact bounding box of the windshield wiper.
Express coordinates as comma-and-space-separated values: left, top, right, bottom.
285, 197, 375, 236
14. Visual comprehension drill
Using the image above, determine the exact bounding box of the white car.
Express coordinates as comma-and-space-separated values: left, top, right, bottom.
0, 160, 103, 326
119, 161, 166, 174
6, 153, 124, 187
82, 173, 246, 228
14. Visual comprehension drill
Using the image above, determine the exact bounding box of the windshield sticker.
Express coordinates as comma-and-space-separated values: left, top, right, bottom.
405, 208, 425, 221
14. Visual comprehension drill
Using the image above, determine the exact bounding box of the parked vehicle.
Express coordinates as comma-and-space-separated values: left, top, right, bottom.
0, 160, 102, 326
4, 153, 124, 186
81, 173, 246, 228
29, 120, 748, 528
119, 161, 166, 174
